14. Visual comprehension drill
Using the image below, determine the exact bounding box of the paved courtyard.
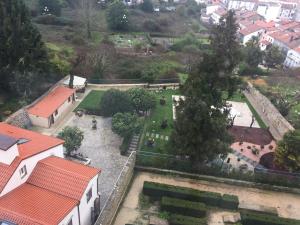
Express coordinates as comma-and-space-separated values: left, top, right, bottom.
55, 114, 128, 208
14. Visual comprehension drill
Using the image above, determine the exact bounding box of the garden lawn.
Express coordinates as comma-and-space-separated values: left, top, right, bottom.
140, 89, 179, 154
75, 90, 104, 112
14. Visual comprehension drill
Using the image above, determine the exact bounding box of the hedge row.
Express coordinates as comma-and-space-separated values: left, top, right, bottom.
241, 211, 300, 225
169, 214, 207, 225
161, 197, 206, 218
143, 181, 238, 209
220, 194, 239, 210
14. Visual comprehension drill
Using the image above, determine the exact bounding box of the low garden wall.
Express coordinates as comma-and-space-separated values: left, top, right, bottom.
243, 83, 294, 140
95, 151, 136, 225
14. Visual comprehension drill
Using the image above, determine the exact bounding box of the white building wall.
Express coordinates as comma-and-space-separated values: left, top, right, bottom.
0, 145, 64, 197
242, 29, 264, 45
211, 12, 221, 24
58, 206, 80, 225
284, 49, 300, 68
28, 114, 49, 128
0, 144, 19, 165
257, 4, 281, 21
52, 94, 75, 124
79, 175, 99, 225
206, 5, 220, 15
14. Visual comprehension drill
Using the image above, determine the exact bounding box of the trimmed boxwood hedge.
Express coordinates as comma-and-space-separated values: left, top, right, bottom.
169, 214, 207, 225
143, 181, 222, 207
241, 211, 300, 225
220, 194, 239, 210
161, 197, 207, 218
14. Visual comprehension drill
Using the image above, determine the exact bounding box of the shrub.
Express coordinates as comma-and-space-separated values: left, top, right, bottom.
240, 210, 300, 225
161, 119, 168, 129
99, 89, 134, 117
160, 98, 166, 105
220, 194, 239, 210
143, 181, 222, 207
169, 214, 207, 225
161, 197, 207, 218
143, 19, 162, 32
139, 0, 154, 12
35, 15, 74, 26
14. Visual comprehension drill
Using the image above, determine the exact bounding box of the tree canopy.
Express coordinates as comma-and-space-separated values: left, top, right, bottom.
39, 0, 62, 16
139, 0, 154, 12
106, 1, 130, 31
170, 10, 241, 164
0, 0, 49, 97
58, 126, 84, 156
244, 37, 263, 69
112, 112, 142, 139
99, 89, 134, 116
264, 45, 285, 70
275, 130, 300, 172
127, 88, 156, 113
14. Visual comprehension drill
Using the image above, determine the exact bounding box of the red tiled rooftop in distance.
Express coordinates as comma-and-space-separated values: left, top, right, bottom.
240, 24, 263, 36
28, 156, 101, 201
0, 183, 78, 225
27, 86, 75, 118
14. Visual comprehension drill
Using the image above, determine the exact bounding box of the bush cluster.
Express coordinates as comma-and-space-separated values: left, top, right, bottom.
220, 194, 239, 210
168, 214, 207, 225
143, 181, 232, 207
35, 15, 74, 26
241, 210, 300, 225
161, 197, 206, 218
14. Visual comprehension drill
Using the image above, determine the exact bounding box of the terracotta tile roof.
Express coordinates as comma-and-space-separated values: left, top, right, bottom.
240, 24, 264, 36
0, 183, 78, 225
27, 86, 75, 118
0, 123, 64, 193
27, 156, 100, 201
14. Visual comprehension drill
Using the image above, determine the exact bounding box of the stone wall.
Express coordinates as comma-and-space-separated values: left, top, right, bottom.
243, 82, 294, 140
95, 151, 136, 225
4, 108, 31, 129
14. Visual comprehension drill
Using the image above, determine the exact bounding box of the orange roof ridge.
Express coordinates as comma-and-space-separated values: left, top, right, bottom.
27, 86, 75, 118
39, 156, 100, 181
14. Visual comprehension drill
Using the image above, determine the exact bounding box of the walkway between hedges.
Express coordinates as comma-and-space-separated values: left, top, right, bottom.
113, 172, 300, 225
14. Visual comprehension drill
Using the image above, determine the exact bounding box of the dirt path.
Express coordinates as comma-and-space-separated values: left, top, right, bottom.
113, 172, 300, 225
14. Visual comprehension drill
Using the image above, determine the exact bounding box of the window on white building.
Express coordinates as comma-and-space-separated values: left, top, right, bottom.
67, 217, 73, 225
19, 165, 27, 179
55, 110, 58, 116
86, 188, 92, 203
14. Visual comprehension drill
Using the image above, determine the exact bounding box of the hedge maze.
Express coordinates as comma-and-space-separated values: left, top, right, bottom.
142, 181, 300, 225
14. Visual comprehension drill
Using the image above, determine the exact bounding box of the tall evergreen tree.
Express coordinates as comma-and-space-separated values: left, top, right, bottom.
0, 0, 48, 93
171, 11, 241, 164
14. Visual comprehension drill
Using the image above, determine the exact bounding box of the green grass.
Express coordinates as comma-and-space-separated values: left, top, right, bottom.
140, 89, 179, 153
227, 92, 247, 102
178, 73, 188, 84
75, 90, 104, 112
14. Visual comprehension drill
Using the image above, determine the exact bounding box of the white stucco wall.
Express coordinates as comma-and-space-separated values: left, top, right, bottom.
52, 94, 75, 125
242, 29, 264, 45
206, 5, 220, 15
284, 49, 300, 68
58, 206, 80, 225
0, 144, 19, 165
0, 145, 64, 197
28, 114, 49, 128
28, 93, 75, 128
79, 175, 99, 225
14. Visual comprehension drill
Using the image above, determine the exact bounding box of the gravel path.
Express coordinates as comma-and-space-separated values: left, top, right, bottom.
58, 114, 128, 208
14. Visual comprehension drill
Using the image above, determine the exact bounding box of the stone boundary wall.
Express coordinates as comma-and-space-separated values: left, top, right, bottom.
88, 83, 180, 91
95, 151, 136, 225
135, 166, 300, 195
4, 76, 68, 128
243, 82, 294, 140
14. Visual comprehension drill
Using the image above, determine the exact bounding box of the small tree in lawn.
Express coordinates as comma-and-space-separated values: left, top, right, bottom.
127, 88, 155, 114
244, 37, 263, 69
58, 126, 84, 156
264, 45, 285, 71
275, 130, 300, 172
99, 89, 134, 117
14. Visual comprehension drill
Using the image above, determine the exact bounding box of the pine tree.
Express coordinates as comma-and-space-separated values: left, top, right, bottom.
171, 11, 241, 164
0, 0, 48, 93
